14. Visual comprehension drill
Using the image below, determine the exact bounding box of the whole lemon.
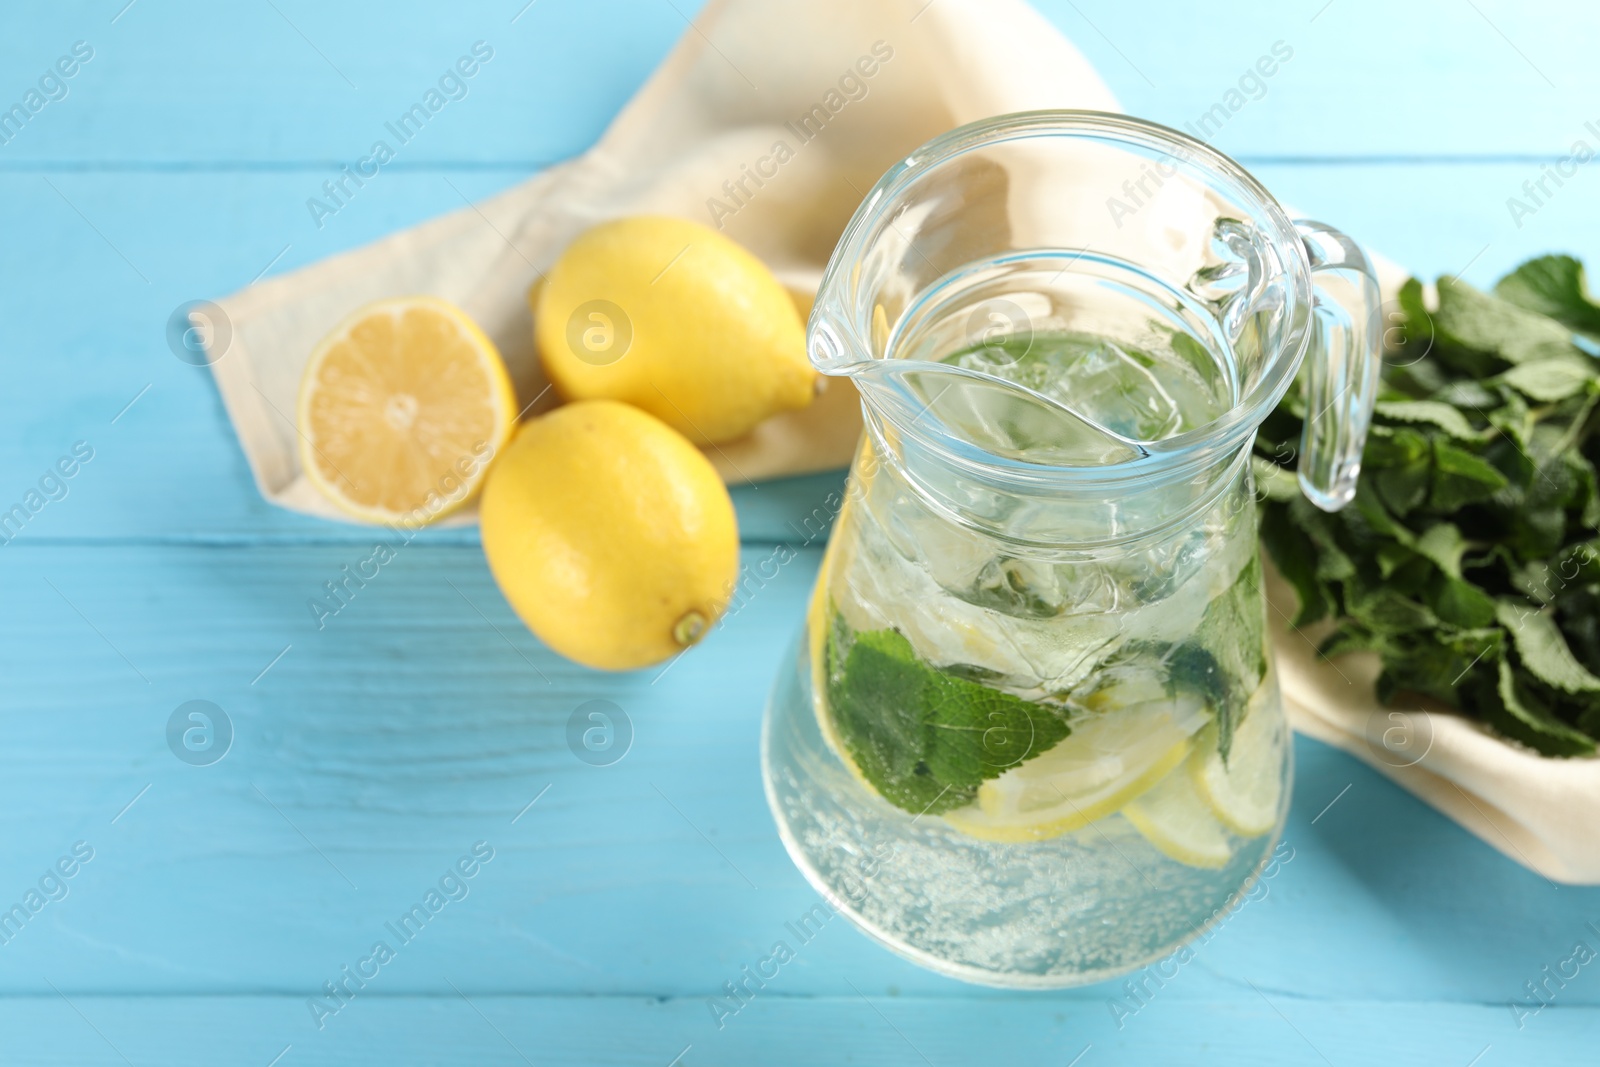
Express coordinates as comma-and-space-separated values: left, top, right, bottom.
479, 399, 739, 671
533, 216, 816, 444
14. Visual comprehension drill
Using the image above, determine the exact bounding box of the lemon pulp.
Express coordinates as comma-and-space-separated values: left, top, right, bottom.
297, 296, 514, 524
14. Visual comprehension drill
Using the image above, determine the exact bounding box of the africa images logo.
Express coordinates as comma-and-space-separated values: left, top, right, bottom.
703, 40, 894, 230
0, 41, 94, 149
305, 42, 495, 230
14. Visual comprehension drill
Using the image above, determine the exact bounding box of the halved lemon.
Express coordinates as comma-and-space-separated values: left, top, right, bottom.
1123, 759, 1234, 869
1192, 685, 1284, 838
296, 296, 516, 524
942, 696, 1207, 844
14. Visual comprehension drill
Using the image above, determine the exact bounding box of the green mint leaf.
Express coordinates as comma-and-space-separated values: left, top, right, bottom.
1348, 588, 1437, 635
1433, 378, 1502, 411
1559, 539, 1600, 585
1510, 559, 1558, 606
1430, 575, 1497, 629
1495, 599, 1600, 694
1285, 498, 1359, 589
1375, 461, 1432, 518
1415, 522, 1468, 578
1566, 455, 1600, 528
1487, 389, 1535, 453
923, 674, 1071, 786
1510, 504, 1570, 562
1498, 359, 1597, 403
1556, 586, 1600, 680
1373, 399, 1489, 441
1251, 455, 1300, 503
1364, 427, 1433, 516
1318, 624, 1382, 659
1483, 658, 1597, 757
1435, 276, 1589, 367
1259, 504, 1330, 626
1374, 627, 1502, 708
1163, 554, 1268, 764
1493, 254, 1600, 341
1429, 438, 1509, 511
826, 622, 963, 814
1389, 278, 1437, 367
1364, 425, 1431, 466
1352, 480, 1415, 547
1376, 540, 1415, 580
823, 613, 1069, 816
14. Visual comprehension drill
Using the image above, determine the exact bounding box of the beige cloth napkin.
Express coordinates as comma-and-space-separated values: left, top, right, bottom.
1271, 571, 1600, 883
202, 0, 1599, 881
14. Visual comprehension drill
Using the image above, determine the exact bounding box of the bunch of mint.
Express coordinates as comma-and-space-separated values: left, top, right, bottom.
1255, 255, 1600, 756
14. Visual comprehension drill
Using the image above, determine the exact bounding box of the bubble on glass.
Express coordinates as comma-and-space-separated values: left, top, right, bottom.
567, 698, 633, 766
166, 699, 234, 766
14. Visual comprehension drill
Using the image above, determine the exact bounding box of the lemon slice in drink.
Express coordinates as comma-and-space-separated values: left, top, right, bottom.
1123, 758, 1234, 869
297, 297, 516, 524
942, 696, 1207, 844
805, 537, 877, 794
1192, 687, 1283, 837
806, 544, 845, 753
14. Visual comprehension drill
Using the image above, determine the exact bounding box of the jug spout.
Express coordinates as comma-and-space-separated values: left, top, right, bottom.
810, 244, 1261, 470
807, 110, 1381, 539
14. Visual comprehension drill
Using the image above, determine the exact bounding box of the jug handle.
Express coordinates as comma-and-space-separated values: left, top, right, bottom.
1293, 219, 1382, 512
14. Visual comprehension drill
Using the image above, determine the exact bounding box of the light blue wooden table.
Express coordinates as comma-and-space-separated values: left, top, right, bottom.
2, 1, 1598, 1063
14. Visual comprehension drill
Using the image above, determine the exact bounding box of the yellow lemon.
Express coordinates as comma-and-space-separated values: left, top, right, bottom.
1123, 757, 1235, 870
1191, 685, 1285, 838
533, 216, 816, 444
297, 296, 515, 524
479, 399, 739, 671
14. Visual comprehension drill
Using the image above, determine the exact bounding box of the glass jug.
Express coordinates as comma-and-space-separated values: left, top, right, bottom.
761, 111, 1379, 987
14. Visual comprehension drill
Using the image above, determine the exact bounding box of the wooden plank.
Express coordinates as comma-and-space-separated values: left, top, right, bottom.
1, 2, 1597, 1061
0, 1, 1592, 163
0, 994, 1588, 1066
1038, 0, 1599, 160
0, 162, 1595, 546
1, 542, 1597, 1003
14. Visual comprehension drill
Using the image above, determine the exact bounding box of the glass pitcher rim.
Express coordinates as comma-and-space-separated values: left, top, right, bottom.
810, 108, 1317, 494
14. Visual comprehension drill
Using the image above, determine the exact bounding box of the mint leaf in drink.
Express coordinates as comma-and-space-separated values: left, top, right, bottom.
823, 612, 1069, 815
923, 672, 1071, 787
1255, 253, 1600, 757
825, 623, 952, 813
1163, 554, 1268, 764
